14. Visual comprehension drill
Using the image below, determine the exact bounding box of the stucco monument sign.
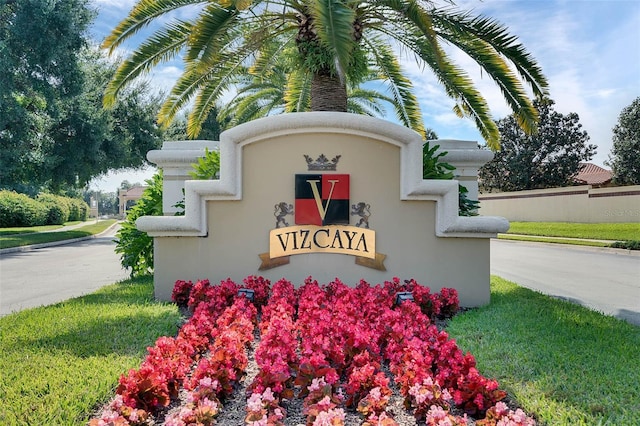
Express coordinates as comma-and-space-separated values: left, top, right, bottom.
138, 112, 508, 306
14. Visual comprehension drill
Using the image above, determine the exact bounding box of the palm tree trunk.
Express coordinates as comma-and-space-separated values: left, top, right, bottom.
311, 72, 348, 112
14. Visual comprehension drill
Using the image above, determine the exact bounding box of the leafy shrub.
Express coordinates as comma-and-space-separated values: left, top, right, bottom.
116, 149, 220, 276
115, 172, 163, 277
423, 142, 455, 180
36, 193, 71, 225
189, 148, 220, 179
610, 240, 640, 250
423, 142, 479, 216
67, 197, 89, 221
0, 190, 48, 227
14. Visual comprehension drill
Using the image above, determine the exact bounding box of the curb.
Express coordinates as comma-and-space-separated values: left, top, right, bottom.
0, 222, 120, 256
494, 236, 640, 256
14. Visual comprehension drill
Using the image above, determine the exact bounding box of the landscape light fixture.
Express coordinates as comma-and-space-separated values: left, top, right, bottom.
395, 291, 414, 306
237, 288, 255, 302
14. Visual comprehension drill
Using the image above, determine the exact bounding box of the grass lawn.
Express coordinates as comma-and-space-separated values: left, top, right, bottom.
447, 277, 640, 425
1, 276, 637, 425
0, 221, 83, 235
0, 220, 117, 249
506, 222, 639, 241
0, 276, 181, 426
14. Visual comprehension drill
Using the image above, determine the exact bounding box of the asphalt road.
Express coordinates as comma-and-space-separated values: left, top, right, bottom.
490, 239, 640, 326
0, 226, 130, 316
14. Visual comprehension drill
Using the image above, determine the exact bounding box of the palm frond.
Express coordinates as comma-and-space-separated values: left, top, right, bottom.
346, 88, 388, 117
376, 0, 444, 69
309, 0, 356, 76
284, 69, 312, 112
158, 62, 215, 129
249, 34, 297, 78
221, 85, 285, 127
102, 0, 199, 53
364, 37, 425, 134
431, 9, 546, 133
453, 36, 539, 134
185, 4, 241, 63
411, 33, 500, 148
468, 14, 548, 99
186, 42, 270, 135
103, 21, 193, 107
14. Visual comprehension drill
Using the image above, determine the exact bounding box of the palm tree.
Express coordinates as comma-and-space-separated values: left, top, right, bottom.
103, 0, 548, 149
217, 38, 425, 133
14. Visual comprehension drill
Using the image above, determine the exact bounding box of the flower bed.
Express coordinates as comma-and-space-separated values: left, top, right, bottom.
90, 276, 536, 426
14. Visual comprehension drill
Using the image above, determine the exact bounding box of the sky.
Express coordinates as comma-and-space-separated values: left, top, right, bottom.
88, 0, 640, 193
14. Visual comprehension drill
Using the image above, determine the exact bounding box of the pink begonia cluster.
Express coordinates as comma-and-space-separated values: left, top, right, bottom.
89, 395, 148, 426
312, 407, 346, 425
90, 280, 256, 426
90, 276, 536, 426
245, 388, 286, 426
425, 404, 469, 425
480, 402, 537, 426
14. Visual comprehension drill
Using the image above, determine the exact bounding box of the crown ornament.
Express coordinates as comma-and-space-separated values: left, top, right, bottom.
304, 154, 341, 171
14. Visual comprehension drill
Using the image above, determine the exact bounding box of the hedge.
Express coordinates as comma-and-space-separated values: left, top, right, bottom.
0, 190, 89, 227
36, 193, 71, 225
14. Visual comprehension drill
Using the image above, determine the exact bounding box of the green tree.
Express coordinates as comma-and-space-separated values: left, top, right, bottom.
102, 0, 548, 148
606, 97, 640, 185
119, 180, 135, 191
1, 1, 165, 193
479, 99, 597, 192
43, 48, 165, 191
0, 0, 92, 192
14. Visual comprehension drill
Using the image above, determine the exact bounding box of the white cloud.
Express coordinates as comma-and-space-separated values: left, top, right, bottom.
146, 65, 183, 95
91, 0, 136, 9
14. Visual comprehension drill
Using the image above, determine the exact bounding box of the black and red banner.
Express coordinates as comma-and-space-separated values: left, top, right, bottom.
295, 174, 350, 226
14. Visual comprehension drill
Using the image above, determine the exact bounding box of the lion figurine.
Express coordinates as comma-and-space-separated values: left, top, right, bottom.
274, 202, 294, 228
351, 202, 371, 229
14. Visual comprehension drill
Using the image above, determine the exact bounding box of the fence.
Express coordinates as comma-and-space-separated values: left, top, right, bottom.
478, 185, 640, 223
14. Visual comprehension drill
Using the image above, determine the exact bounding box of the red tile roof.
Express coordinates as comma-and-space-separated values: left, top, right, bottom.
574, 163, 612, 186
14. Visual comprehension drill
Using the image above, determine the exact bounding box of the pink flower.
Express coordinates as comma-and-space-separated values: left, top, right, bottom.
316, 396, 333, 411
369, 387, 382, 401
247, 392, 263, 412
308, 377, 327, 392
494, 402, 510, 417
312, 408, 345, 426
427, 405, 448, 420
262, 387, 276, 403
200, 397, 219, 413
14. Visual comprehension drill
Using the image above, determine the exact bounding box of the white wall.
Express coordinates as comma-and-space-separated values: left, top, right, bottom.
479, 186, 640, 223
